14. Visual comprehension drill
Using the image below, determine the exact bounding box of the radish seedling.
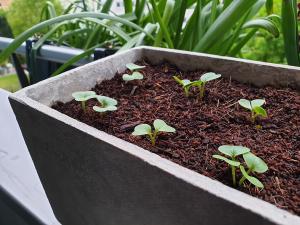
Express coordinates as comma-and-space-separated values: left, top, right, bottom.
238, 99, 267, 122
132, 119, 176, 146
93, 96, 118, 113
126, 63, 145, 71
189, 72, 221, 99
122, 63, 145, 82
213, 145, 250, 186
173, 76, 192, 96
239, 152, 268, 189
72, 91, 97, 112
173, 72, 221, 98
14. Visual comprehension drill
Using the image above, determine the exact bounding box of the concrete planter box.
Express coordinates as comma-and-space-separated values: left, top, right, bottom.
9, 47, 300, 225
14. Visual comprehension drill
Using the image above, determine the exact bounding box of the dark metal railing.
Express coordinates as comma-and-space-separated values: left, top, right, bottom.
0, 37, 115, 87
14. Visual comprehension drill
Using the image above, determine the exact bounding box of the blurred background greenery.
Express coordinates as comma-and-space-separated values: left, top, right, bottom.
5, 0, 62, 37
0, 0, 297, 92
242, 0, 286, 65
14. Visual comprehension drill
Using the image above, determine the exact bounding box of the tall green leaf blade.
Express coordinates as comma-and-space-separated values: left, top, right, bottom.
208, 0, 218, 27
242, 18, 280, 37
149, 0, 174, 48
174, 0, 188, 47
123, 0, 133, 13
193, 0, 257, 52
101, 0, 113, 13
135, 0, 146, 22
135, 23, 157, 46
154, 0, 175, 47
229, 28, 257, 56
0, 12, 152, 62
282, 0, 300, 66
266, 0, 273, 15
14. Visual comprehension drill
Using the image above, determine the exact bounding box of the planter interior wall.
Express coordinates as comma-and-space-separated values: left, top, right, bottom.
9, 47, 300, 225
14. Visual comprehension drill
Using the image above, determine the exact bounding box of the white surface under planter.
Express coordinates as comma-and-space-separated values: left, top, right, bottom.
9, 47, 300, 225
0, 89, 59, 225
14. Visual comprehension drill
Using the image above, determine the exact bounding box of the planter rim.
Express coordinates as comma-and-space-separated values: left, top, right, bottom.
10, 46, 300, 225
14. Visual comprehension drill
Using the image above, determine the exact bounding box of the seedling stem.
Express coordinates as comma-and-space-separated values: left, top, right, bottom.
239, 168, 252, 185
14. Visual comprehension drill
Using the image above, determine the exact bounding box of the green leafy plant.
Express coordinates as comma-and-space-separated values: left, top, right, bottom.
93, 96, 118, 113
132, 119, 175, 146
238, 99, 267, 122
173, 76, 192, 96
239, 152, 268, 188
0, 0, 281, 85
72, 91, 97, 112
213, 145, 250, 186
122, 63, 145, 82
281, 0, 299, 66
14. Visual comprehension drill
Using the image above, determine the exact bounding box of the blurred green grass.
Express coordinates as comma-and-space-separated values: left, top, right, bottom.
0, 74, 20, 92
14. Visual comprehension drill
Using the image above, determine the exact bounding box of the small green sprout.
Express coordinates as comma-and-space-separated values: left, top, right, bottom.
173, 76, 192, 96
123, 71, 144, 81
132, 119, 176, 146
122, 63, 145, 82
239, 152, 268, 189
189, 72, 221, 99
126, 63, 145, 71
174, 73, 221, 99
93, 96, 118, 113
238, 99, 267, 122
213, 145, 250, 186
72, 91, 97, 112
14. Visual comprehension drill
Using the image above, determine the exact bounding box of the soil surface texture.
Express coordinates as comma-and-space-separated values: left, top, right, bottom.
52, 61, 300, 215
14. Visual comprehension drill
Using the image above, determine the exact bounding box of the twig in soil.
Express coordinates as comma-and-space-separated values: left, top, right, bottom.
225, 101, 237, 109
275, 177, 284, 195
130, 86, 138, 95
271, 195, 288, 208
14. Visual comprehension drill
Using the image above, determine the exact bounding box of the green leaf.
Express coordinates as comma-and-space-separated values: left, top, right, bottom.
200, 72, 222, 82
72, 91, 96, 101
218, 145, 250, 157
251, 99, 265, 108
153, 119, 176, 133
0, 12, 153, 63
122, 71, 144, 81
182, 79, 192, 86
213, 155, 240, 167
96, 96, 118, 107
240, 165, 264, 188
253, 106, 267, 117
173, 76, 192, 86
266, 0, 273, 15
243, 152, 268, 173
126, 63, 146, 71
238, 99, 252, 110
93, 105, 117, 113
242, 17, 280, 38
132, 124, 152, 135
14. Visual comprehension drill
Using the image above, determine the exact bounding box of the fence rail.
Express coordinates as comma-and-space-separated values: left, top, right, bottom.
0, 37, 116, 87
0, 37, 91, 66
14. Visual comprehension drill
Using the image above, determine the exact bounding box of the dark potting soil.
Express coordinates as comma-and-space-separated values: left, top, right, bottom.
52, 61, 300, 215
